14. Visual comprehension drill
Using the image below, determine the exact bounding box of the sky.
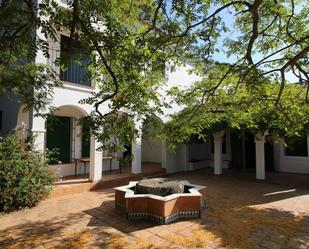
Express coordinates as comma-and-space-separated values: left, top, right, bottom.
211, 6, 299, 83
166, 2, 300, 83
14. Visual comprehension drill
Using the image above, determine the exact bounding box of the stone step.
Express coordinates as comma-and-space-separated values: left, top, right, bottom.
49, 170, 166, 199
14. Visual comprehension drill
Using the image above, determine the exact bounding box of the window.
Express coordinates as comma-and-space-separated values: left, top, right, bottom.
46, 116, 72, 164
285, 135, 308, 157
60, 35, 91, 86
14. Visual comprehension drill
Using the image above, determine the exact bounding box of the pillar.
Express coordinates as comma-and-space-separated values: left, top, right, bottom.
89, 135, 102, 181
31, 115, 46, 152
213, 130, 225, 175
255, 132, 266, 180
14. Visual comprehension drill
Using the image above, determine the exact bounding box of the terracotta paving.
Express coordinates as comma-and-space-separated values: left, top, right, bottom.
0, 170, 309, 249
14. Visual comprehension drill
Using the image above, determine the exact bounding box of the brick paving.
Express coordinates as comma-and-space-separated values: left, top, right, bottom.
0, 170, 308, 249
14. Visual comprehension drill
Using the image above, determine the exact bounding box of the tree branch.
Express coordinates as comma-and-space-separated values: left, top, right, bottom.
245, 0, 263, 64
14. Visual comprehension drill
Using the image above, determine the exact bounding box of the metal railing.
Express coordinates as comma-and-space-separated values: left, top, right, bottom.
48, 48, 91, 87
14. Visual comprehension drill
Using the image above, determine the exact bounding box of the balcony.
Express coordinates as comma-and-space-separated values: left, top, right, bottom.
48, 36, 92, 87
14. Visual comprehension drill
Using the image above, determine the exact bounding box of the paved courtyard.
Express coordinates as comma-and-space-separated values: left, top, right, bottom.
0, 170, 308, 249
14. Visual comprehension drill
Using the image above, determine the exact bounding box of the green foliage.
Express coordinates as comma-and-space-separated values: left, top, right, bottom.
0, 0, 61, 113
1, 0, 308, 153
41, 0, 170, 151
163, 63, 309, 148
0, 133, 55, 212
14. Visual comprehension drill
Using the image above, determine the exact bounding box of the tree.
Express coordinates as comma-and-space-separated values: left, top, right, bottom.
0, 0, 61, 113
162, 63, 309, 148
0, 0, 308, 150
1, 0, 170, 150
0, 132, 55, 212
156, 0, 309, 102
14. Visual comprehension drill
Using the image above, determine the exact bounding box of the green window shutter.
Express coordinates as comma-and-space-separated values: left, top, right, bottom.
81, 123, 90, 158
46, 116, 71, 164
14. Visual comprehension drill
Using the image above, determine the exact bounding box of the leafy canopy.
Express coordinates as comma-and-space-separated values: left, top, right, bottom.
163, 63, 309, 148
0, 0, 308, 150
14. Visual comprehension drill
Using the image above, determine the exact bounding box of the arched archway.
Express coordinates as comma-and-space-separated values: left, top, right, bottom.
46, 105, 90, 177
52, 104, 88, 118
141, 115, 164, 172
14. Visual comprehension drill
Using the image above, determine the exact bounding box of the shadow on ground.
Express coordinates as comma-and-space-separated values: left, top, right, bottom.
1, 169, 308, 249
0, 207, 157, 249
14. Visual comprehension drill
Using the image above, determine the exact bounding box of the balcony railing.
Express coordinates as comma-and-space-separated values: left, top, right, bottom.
48, 48, 91, 87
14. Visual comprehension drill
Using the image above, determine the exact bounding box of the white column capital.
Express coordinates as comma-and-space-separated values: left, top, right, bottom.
133, 117, 143, 131
255, 130, 268, 143
213, 130, 225, 142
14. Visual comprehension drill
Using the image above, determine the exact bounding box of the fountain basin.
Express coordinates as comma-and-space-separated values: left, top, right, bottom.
115, 178, 207, 224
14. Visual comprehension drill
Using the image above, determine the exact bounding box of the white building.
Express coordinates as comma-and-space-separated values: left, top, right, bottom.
0, 25, 201, 181
0, 0, 308, 181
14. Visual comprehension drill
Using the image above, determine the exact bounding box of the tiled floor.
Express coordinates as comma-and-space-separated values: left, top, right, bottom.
1, 169, 308, 249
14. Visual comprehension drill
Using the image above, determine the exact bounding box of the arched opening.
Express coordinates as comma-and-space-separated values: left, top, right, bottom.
141, 115, 164, 173
46, 105, 90, 177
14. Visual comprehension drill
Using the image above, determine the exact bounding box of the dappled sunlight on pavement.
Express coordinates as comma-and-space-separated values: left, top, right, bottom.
0, 170, 308, 249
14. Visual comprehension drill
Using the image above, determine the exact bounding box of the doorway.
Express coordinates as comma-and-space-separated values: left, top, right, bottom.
46, 116, 71, 164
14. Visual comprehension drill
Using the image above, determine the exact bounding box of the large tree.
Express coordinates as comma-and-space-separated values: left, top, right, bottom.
163, 63, 309, 148
155, 0, 309, 146
159, 0, 309, 100
0, 0, 308, 149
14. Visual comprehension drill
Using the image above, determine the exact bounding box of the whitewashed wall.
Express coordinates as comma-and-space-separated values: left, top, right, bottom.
159, 64, 202, 123
141, 139, 162, 163
276, 136, 309, 174
163, 144, 189, 173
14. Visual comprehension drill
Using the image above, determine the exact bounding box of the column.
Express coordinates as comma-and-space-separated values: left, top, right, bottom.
131, 130, 142, 174
255, 132, 266, 180
89, 135, 102, 181
213, 130, 225, 175
31, 115, 46, 152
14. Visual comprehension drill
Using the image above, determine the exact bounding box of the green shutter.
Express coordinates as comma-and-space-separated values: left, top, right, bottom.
81, 123, 90, 158
46, 116, 71, 164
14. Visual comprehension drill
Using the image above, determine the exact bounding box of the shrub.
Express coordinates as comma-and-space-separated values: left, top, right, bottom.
0, 133, 55, 212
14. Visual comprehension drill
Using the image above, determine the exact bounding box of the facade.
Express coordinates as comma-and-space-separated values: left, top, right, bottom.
0, 23, 201, 180
171, 131, 309, 177
1, 1, 308, 181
